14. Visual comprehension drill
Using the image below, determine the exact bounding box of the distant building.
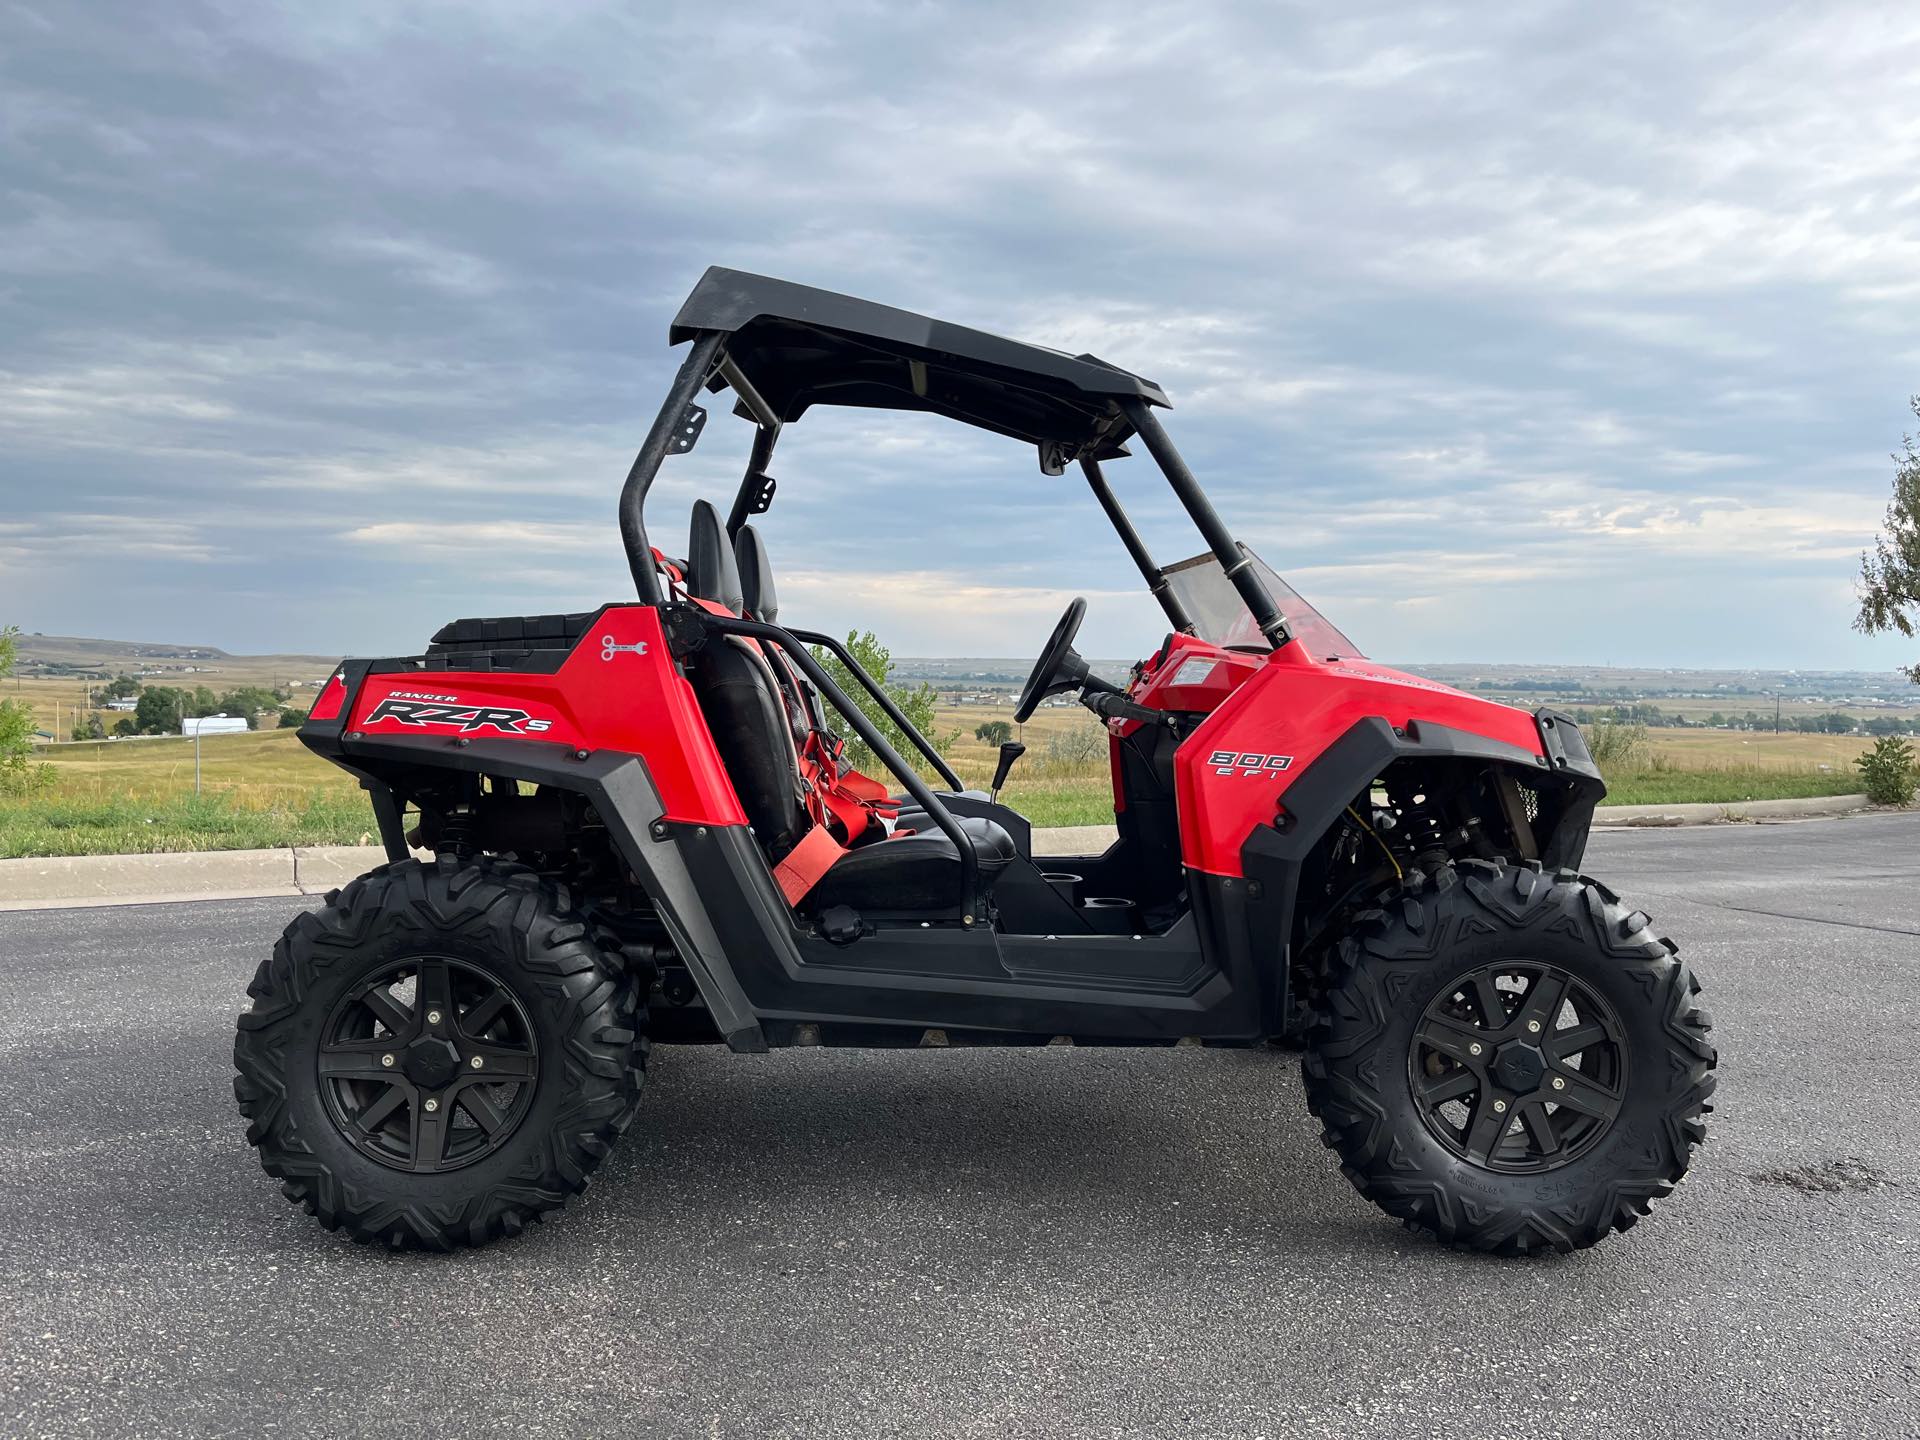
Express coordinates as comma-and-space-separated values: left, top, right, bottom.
181, 715, 248, 737
107, 698, 138, 711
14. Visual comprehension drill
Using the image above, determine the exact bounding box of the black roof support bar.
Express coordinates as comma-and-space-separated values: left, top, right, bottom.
725, 423, 780, 538
1119, 398, 1291, 650
622, 329, 726, 605
1080, 457, 1195, 636
716, 353, 779, 430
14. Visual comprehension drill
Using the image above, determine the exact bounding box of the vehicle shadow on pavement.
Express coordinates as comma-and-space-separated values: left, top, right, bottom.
568, 1043, 1536, 1263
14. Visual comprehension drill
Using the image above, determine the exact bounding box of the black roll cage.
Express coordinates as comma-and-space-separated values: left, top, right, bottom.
616, 274, 1296, 917
620, 337, 1290, 645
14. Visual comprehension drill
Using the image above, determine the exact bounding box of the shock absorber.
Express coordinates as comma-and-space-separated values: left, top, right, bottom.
435, 801, 478, 860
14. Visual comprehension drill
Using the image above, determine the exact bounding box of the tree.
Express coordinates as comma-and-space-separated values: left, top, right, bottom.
974, 720, 1013, 746
0, 625, 49, 792
277, 707, 307, 729
217, 686, 283, 728
134, 686, 185, 735
112, 717, 137, 737
1857, 396, 1920, 683
104, 674, 140, 700
807, 630, 947, 775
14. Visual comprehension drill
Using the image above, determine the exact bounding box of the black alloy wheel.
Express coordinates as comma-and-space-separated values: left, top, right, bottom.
1408, 961, 1627, 1173
318, 955, 540, 1173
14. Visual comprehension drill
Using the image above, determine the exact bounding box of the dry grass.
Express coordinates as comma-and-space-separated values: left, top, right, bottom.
30, 728, 356, 799
1592, 729, 1875, 806
0, 701, 1892, 858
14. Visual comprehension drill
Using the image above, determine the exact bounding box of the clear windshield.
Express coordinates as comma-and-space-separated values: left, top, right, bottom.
1161, 550, 1364, 658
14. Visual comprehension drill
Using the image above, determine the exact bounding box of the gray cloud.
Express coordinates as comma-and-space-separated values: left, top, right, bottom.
0, 0, 1915, 670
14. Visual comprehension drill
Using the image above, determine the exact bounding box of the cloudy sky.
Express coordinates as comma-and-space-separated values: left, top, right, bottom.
3, 2, 1917, 670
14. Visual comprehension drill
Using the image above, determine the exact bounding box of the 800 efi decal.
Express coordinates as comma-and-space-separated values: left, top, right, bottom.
1209, 750, 1293, 777
364, 691, 553, 735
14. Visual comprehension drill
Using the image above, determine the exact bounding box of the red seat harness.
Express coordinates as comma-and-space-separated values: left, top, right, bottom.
657, 550, 900, 903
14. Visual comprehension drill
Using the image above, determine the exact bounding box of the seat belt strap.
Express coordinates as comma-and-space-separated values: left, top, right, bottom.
772, 824, 845, 906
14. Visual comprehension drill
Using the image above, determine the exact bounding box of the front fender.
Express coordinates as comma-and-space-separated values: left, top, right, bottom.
1217, 712, 1603, 1037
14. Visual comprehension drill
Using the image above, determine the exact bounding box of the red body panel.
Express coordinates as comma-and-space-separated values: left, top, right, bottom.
1128, 636, 1544, 878
307, 671, 348, 722
345, 606, 747, 825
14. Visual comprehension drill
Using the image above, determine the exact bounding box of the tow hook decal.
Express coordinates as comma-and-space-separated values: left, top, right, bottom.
363, 697, 553, 735
1209, 750, 1294, 777
601, 635, 649, 661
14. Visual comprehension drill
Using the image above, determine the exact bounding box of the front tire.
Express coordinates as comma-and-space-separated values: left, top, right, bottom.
1302, 860, 1715, 1254
233, 857, 646, 1249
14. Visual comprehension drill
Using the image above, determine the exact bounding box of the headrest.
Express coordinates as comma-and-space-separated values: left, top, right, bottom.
734, 524, 778, 625
685, 500, 744, 613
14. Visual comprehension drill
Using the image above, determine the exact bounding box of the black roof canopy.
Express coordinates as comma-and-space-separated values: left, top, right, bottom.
671, 266, 1168, 460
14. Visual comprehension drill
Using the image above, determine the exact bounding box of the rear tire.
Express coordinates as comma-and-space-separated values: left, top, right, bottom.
233, 857, 646, 1249
1301, 859, 1715, 1254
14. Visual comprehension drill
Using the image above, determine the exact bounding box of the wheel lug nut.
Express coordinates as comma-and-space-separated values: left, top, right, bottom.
1552, 1077, 1566, 1091
426, 1010, 443, 1025
1468, 1042, 1483, 1056
424, 1098, 439, 1113
470, 1055, 484, 1069
1493, 1099, 1508, 1113
1527, 1020, 1541, 1033
381, 1054, 395, 1068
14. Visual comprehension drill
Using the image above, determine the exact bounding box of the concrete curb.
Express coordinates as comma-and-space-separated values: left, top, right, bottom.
1590, 793, 1877, 828
0, 800, 1905, 911
0, 844, 431, 913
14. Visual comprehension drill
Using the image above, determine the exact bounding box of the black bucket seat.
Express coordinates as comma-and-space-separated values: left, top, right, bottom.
686, 503, 1012, 913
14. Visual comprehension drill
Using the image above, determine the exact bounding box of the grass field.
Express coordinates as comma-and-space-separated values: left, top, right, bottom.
0, 708, 1898, 859
0, 730, 372, 858
1583, 727, 1880, 806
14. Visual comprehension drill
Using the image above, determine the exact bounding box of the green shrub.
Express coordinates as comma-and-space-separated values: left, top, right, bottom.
1042, 721, 1107, 771
1855, 735, 1916, 806
1586, 718, 1650, 773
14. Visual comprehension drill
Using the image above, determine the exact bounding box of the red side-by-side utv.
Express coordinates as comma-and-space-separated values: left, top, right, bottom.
234, 268, 1715, 1253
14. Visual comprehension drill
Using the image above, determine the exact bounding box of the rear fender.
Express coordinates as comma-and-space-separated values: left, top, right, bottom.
308, 731, 771, 1053
300, 606, 746, 829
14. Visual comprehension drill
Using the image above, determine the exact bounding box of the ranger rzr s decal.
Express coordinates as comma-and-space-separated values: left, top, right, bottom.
364, 697, 553, 734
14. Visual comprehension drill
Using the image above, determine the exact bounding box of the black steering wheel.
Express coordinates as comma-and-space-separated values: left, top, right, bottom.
1014, 597, 1089, 723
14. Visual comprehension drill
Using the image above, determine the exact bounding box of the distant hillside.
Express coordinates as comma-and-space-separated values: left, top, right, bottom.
11, 635, 1916, 715
9, 634, 338, 686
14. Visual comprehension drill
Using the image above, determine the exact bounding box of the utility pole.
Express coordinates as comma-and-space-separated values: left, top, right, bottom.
1775, 694, 1781, 734
194, 721, 202, 796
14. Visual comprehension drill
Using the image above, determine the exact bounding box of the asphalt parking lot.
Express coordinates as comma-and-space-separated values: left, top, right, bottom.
1, 816, 1917, 1438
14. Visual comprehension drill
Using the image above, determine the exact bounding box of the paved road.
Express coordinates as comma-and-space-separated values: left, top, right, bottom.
1, 818, 1917, 1439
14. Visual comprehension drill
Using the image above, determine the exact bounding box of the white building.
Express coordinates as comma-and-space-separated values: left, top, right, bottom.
181, 715, 248, 737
